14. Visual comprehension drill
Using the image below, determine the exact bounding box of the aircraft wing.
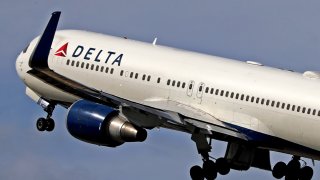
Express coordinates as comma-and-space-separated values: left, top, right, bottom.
28, 67, 247, 140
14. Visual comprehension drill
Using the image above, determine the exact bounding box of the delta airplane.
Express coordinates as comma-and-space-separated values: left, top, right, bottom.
16, 12, 320, 180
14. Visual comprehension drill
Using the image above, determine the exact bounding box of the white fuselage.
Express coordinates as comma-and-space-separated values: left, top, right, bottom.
16, 30, 320, 154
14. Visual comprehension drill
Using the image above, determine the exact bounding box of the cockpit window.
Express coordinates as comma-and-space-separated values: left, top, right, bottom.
23, 43, 30, 53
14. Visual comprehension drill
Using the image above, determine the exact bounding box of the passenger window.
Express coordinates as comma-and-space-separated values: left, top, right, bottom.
302, 107, 306, 113
167, 79, 171, 85
100, 66, 104, 72
266, 100, 270, 106
105, 67, 109, 73
199, 85, 203, 92
147, 76, 151, 81
86, 63, 89, 69
256, 98, 260, 103
225, 91, 229, 97
210, 88, 214, 94
307, 108, 311, 114
189, 83, 193, 90
120, 70, 124, 76
96, 65, 99, 71
276, 102, 280, 108
142, 75, 146, 81
246, 95, 249, 101
292, 105, 295, 111
240, 94, 244, 101
157, 78, 161, 83
81, 62, 85, 68
172, 80, 176, 86
205, 87, 209, 93
313, 109, 316, 115
110, 68, 114, 74
182, 82, 186, 88
235, 93, 239, 99
297, 106, 301, 112
135, 73, 139, 79
66, 59, 70, 65
261, 99, 265, 105
177, 81, 181, 87
318, 110, 320, 116
220, 90, 224, 96
215, 89, 219, 95
271, 101, 275, 107
281, 103, 285, 109
286, 104, 290, 110
251, 96, 254, 103
71, 61, 75, 66
130, 72, 134, 78
91, 64, 94, 70
76, 61, 79, 67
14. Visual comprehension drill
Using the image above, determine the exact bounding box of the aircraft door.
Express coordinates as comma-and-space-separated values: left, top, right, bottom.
187, 80, 195, 97
196, 82, 205, 104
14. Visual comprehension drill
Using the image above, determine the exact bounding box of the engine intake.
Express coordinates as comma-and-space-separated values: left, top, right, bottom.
66, 100, 147, 147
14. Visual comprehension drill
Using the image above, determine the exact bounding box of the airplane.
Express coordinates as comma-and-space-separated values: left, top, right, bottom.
15, 11, 320, 180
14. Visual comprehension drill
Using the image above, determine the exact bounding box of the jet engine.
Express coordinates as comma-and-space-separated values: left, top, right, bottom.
66, 100, 147, 147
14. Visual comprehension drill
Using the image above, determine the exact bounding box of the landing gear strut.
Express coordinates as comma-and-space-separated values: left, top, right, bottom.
272, 156, 313, 180
36, 103, 55, 132
189, 131, 230, 180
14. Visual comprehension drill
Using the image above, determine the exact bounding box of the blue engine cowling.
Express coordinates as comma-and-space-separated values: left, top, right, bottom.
66, 100, 147, 147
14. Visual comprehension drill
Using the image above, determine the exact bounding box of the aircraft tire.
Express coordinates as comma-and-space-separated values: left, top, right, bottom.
190, 165, 204, 180
216, 158, 230, 175
36, 118, 47, 131
203, 160, 217, 180
46, 118, 55, 131
299, 166, 313, 180
285, 160, 300, 180
272, 161, 287, 179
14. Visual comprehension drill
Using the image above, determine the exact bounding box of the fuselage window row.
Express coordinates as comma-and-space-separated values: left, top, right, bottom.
66, 59, 320, 117
67, 59, 115, 75
167, 79, 186, 89
204, 85, 320, 117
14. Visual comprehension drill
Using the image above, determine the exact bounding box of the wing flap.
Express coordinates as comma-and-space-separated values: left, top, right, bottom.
184, 118, 247, 140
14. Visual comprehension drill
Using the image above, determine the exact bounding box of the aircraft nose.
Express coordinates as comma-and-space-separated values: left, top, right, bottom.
15, 50, 29, 81
16, 52, 24, 77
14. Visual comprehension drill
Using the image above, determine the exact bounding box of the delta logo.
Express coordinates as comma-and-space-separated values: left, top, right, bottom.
54, 43, 68, 57
54, 43, 124, 66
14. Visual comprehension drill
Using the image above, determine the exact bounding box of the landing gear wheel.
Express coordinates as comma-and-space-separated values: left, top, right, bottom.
203, 160, 217, 180
36, 118, 47, 131
45, 118, 55, 131
299, 166, 313, 180
272, 161, 287, 179
216, 158, 230, 175
190, 165, 204, 180
285, 160, 300, 180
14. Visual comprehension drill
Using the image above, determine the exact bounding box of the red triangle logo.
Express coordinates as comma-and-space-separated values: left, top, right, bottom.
55, 43, 68, 57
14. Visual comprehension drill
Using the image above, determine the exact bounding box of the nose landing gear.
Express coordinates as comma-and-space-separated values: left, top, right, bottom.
36, 117, 55, 131
36, 103, 56, 132
272, 156, 313, 180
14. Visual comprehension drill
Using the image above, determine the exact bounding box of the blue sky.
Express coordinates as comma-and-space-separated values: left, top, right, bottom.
1, 0, 320, 179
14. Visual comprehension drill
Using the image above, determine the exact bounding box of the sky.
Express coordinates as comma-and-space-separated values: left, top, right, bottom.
1, 0, 320, 179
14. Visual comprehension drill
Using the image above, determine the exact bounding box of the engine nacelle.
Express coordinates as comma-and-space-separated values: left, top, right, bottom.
66, 100, 147, 147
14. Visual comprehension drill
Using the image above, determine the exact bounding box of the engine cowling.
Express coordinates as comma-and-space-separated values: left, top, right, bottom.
66, 100, 147, 147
